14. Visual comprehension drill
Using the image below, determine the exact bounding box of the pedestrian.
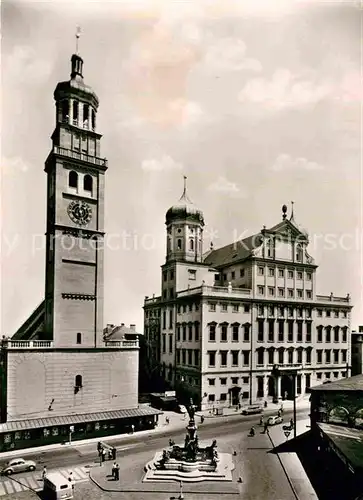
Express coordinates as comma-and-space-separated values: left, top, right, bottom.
108, 449, 113, 460
249, 426, 255, 437
280, 404, 284, 414
42, 466, 47, 481
264, 401, 268, 408
131, 424, 135, 434
262, 422, 269, 434
290, 418, 294, 429
102, 448, 106, 462
259, 416, 264, 426
165, 416, 170, 425
200, 415, 204, 424
277, 409, 282, 418
68, 471, 75, 491
115, 464, 120, 481
112, 462, 117, 479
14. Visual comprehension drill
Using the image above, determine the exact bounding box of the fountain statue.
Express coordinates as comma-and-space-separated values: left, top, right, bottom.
143, 398, 235, 483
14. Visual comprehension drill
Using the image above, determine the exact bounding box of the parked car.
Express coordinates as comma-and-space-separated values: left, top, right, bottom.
178, 405, 187, 414
267, 415, 283, 426
1, 458, 36, 475
241, 405, 263, 415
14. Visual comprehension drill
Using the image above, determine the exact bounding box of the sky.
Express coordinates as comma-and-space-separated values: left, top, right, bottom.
1, 0, 362, 335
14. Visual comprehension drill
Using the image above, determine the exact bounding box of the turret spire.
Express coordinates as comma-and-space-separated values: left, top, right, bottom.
179, 175, 192, 204
75, 26, 81, 55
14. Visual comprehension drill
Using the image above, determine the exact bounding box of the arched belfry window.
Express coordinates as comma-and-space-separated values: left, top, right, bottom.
177, 239, 182, 250
61, 100, 69, 123
73, 101, 79, 125
83, 104, 89, 129
91, 109, 96, 131
83, 174, 93, 194
76, 332, 82, 344
69, 171, 78, 189
75, 375, 83, 388
189, 238, 194, 251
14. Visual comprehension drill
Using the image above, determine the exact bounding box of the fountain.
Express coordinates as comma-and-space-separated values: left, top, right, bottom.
143, 399, 235, 483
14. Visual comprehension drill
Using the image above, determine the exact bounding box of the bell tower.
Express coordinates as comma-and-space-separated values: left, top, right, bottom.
44, 34, 107, 348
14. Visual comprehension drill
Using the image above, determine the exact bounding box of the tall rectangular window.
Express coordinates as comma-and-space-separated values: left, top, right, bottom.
243, 324, 250, 342
182, 324, 187, 341
288, 321, 294, 342
168, 334, 173, 354
242, 351, 250, 366
195, 323, 200, 342
297, 322, 303, 342
278, 321, 284, 342
188, 324, 193, 341
162, 334, 166, 353
232, 325, 239, 342
231, 351, 239, 366
258, 320, 264, 342
209, 324, 216, 342
162, 311, 166, 329
176, 325, 181, 342
169, 310, 173, 329
220, 351, 228, 367
221, 325, 228, 342
268, 320, 274, 342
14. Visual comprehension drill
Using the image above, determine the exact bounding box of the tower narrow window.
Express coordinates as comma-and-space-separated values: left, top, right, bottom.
61, 100, 69, 123
69, 171, 78, 189
91, 109, 96, 131
73, 101, 79, 126
177, 239, 182, 250
83, 174, 93, 194
189, 238, 194, 251
73, 133, 80, 151
83, 104, 89, 129
76, 332, 82, 344
75, 374, 83, 388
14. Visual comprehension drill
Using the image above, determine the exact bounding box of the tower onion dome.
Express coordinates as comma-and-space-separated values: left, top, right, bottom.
165, 176, 204, 226
54, 53, 99, 110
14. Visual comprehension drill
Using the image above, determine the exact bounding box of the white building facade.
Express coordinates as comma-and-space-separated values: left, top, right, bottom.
144, 191, 352, 410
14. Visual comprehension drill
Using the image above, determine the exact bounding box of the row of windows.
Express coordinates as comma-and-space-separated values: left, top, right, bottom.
317, 309, 348, 318
258, 267, 312, 280
177, 303, 200, 314
209, 323, 251, 343
177, 323, 200, 342
208, 376, 250, 386
256, 347, 311, 365
207, 350, 251, 367
209, 303, 250, 313
162, 310, 174, 330
257, 319, 311, 342
60, 99, 96, 130
68, 171, 93, 193
316, 325, 348, 343
257, 286, 312, 299
176, 348, 200, 367
316, 371, 346, 381
257, 305, 312, 318
316, 349, 347, 364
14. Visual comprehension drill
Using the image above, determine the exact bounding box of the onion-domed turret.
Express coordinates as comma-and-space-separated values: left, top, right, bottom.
165, 176, 204, 226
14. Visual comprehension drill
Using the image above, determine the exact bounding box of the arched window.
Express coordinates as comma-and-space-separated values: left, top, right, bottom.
69, 171, 78, 189
72, 101, 79, 125
295, 244, 303, 262
75, 375, 83, 388
177, 239, 182, 250
83, 174, 93, 193
83, 104, 89, 128
61, 100, 69, 123
76, 332, 82, 344
189, 238, 194, 251
91, 109, 96, 131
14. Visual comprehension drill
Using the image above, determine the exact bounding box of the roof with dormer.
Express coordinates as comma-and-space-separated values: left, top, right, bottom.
204, 207, 312, 268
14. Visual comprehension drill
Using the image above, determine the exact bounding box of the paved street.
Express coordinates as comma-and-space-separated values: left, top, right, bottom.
0, 408, 310, 499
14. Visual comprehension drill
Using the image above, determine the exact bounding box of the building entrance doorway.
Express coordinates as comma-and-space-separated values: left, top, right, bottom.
230, 386, 241, 406
268, 376, 275, 397
281, 374, 294, 400
257, 376, 264, 398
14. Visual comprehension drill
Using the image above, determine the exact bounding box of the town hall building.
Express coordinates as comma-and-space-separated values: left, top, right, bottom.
0, 47, 160, 452
143, 182, 353, 410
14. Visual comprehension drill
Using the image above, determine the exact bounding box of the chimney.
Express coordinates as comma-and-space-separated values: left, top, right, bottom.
130, 324, 136, 331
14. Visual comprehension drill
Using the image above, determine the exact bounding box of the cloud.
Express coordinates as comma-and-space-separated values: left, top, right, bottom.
207, 176, 247, 198
3, 46, 52, 87
141, 155, 183, 172
238, 69, 332, 110
203, 38, 262, 73
270, 154, 324, 172
2, 157, 30, 175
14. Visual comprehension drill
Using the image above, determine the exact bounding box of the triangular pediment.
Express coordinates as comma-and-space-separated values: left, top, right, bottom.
268, 219, 308, 241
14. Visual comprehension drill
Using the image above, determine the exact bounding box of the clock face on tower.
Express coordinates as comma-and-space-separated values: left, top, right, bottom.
67, 200, 92, 226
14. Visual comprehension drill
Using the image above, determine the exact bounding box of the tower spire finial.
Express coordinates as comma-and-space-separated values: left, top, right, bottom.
290, 200, 295, 220
75, 26, 81, 55
183, 175, 187, 197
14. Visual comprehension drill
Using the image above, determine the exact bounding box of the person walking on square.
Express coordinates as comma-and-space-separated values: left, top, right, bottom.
115, 464, 120, 481
112, 462, 117, 479
262, 421, 269, 434
42, 466, 47, 481
259, 415, 264, 426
